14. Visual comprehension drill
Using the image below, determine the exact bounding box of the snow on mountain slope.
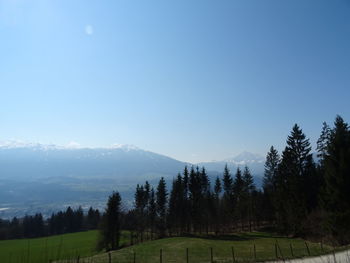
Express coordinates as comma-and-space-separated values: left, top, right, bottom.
197, 151, 265, 184
0, 141, 187, 180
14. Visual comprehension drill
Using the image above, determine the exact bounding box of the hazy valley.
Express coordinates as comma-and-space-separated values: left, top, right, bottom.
0, 142, 264, 218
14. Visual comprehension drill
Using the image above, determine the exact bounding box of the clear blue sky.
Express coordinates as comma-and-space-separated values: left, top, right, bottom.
1, 0, 349, 163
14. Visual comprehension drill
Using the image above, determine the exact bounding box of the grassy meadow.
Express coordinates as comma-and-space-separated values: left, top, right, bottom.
0, 231, 335, 263
85, 232, 333, 263
0, 230, 128, 263
0, 230, 99, 263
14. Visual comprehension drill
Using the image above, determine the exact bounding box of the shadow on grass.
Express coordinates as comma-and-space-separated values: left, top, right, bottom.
179, 233, 253, 241
200, 234, 251, 241
239, 232, 287, 239
178, 231, 287, 241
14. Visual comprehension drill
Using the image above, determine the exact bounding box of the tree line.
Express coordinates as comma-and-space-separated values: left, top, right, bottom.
0, 206, 100, 240
262, 116, 350, 245
1, 115, 348, 248
100, 115, 350, 251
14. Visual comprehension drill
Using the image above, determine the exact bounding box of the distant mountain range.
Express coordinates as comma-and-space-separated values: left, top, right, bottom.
0, 142, 187, 182
198, 151, 265, 175
0, 141, 265, 218
0, 141, 265, 180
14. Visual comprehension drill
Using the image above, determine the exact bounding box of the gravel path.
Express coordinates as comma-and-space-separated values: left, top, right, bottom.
268, 249, 350, 263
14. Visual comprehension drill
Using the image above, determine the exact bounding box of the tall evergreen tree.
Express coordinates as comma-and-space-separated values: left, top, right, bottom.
122, 209, 137, 245
168, 174, 183, 235
317, 122, 331, 162
148, 188, 157, 238
134, 184, 149, 241
315, 122, 331, 208
10, 217, 21, 239
65, 207, 75, 233
87, 207, 100, 229
233, 167, 244, 230
213, 176, 222, 234
276, 124, 314, 235
200, 167, 211, 234
99, 191, 122, 251
263, 146, 280, 223
144, 181, 151, 239
243, 166, 255, 193
222, 165, 233, 197
182, 166, 190, 233
242, 166, 255, 231
214, 176, 222, 198
156, 177, 168, 237
322, 116, 350, 244
263, 146, 280, 192
74, 206, 84, 232
221, 165, 233, 232
189, 167, 201, 232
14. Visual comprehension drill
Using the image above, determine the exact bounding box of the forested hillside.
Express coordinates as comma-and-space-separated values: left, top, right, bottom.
1, 116, 349, 249
99, 116, 350, 250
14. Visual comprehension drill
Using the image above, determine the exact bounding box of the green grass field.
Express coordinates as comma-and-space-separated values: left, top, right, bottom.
88, 232, 333, 263
0, 231, 334, 263
0, 230, 128, 263
0, 230, 99, 263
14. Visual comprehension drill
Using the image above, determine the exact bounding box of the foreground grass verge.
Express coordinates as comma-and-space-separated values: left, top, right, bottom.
0, 230, 99, 263
0, 230, 130, 263
86, 232, 333, 263
0, 231, 337, 263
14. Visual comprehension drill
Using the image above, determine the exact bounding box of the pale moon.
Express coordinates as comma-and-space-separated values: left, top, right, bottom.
85, 25, 93, 35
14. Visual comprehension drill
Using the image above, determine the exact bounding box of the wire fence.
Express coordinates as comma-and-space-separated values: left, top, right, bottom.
53, 241, 333, 263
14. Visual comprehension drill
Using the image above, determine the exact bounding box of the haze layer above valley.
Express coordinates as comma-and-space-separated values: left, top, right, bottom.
0, 141, 264, 218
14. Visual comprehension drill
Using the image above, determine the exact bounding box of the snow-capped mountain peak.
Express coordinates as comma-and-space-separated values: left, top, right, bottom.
109, 144, 140, 151
0, 140, 143, 152
0, 140, 92, 151
225, 151, 265, 164
0, 140, 59, 150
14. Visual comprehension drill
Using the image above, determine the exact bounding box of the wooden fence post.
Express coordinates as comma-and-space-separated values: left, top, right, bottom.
133, 251, 136, 263
231, 246, 235, 263
290, 243, 294, 257
76, 255, 80, 263
305, 241, 310, 256
108, 252, 111, 263
277, 242, 285, 262
210, 247, 213, 263
186, 248, 189, 263
275, 243, 278, 259
253, 244, 256, 261
160, 249, 163, 263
